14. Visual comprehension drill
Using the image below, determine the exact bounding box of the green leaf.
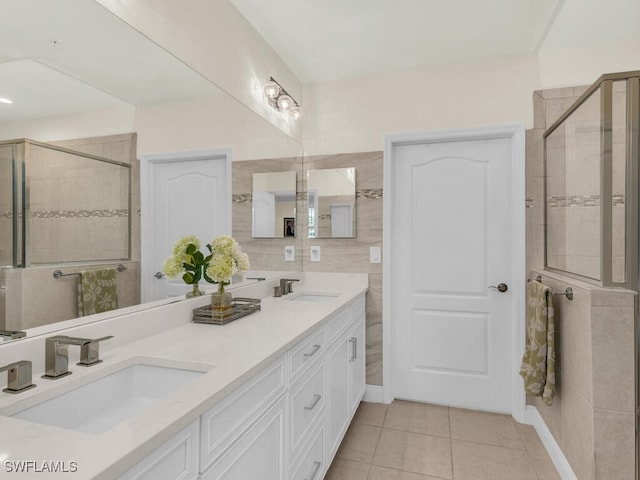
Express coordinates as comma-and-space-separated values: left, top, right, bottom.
203, 270, 214, 283
193, 270, 202, 282
182, 272, 194, 284
183, 262, 196, 272
186, 243, 197, 255
193, 251, 204, 263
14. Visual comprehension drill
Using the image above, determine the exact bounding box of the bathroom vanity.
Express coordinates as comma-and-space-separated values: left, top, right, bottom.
0, 272, 367, 480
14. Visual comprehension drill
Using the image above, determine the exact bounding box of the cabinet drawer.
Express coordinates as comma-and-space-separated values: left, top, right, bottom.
119, 420, 199, 480
200, 357, 286, 471
289, 327, 325, 381
326, 307, 350, 346
289, 423, 325, 480
289, 361, 326, 458
201, 396, 287, 480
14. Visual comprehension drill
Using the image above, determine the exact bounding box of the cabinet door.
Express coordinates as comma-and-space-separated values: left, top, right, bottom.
347, 316, 366, 415
326, 333, 349, 459
201, 396, 286, 480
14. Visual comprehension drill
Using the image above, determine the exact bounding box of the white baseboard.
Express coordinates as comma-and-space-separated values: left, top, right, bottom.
523, 406, 577, 480
363, 385, 386, 403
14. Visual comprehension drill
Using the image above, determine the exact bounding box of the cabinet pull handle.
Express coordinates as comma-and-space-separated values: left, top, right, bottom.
304, 394, 322, 411
349, 337, 357, 361
303, 344, 321, 358
305, 461, 322, 480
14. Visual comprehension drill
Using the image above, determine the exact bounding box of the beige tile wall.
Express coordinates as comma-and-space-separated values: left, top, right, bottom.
232, 156, 304, 272
302, 152, 383, 386
527, 86, 637, 480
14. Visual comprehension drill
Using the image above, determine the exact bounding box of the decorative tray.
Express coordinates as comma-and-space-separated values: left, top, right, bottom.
192, 297, 261, 325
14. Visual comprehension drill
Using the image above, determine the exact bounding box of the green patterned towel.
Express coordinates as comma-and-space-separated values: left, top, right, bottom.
78, 269, 118, 317
519, 280, 556, 406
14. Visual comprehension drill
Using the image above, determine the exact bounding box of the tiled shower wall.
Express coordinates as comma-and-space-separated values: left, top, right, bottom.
527, 86, 636, 480
0, 145, 12, 268
3, 133, 141, 330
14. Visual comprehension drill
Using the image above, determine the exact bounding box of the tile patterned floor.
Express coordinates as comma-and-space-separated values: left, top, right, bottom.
325, 401, 561, 480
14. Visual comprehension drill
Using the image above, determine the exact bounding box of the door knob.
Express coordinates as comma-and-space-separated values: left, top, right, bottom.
488, 283, 508, 293
154, 271, 165, 279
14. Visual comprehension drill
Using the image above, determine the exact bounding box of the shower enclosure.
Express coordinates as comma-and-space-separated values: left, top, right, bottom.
0, 138, 131, 268
543, 71, 640, 480
544, 71, 639, 289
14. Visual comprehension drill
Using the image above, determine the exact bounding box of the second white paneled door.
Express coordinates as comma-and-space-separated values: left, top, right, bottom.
389, 133, 517, 413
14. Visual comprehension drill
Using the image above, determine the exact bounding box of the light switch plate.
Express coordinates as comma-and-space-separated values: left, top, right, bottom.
370, 246, 381, 263
310, 246, 321, 262
284, 245, 295, 262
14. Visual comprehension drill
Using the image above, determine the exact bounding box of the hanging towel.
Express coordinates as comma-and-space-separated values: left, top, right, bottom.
77, 269, 118, 317
519, 280, 556, 406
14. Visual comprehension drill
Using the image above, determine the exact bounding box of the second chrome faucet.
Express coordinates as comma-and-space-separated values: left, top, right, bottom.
42, 335, 113, 380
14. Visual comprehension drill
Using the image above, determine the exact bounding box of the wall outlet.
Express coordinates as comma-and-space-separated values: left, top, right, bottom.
370, 246, 381, 263
284, 245, 295, 262
310, 246, 321, 262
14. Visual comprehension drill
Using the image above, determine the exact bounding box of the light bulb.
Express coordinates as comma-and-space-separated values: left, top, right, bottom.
277, 94, 294, 111
288, 106, 303, 120
263, 81, 280, 99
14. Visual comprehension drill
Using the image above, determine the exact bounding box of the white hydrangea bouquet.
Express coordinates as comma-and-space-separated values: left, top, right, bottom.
163, 235, 250, 299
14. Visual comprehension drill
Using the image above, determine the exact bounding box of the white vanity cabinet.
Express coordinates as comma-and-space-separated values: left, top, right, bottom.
326, 299, 366, 460
119, 293, 366, 480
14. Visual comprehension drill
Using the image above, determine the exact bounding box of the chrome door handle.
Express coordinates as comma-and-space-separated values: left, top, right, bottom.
154, 271, 165, 279
304, 394, 322, 411
488, 283, 508, 293
305, 461, 322, 480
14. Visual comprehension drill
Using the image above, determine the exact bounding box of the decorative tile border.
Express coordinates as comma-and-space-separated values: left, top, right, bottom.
31, 209, 129, 219
232, 194, 252, 204
0, 211, 12, 219
547, 195, 625, 207
357, 189, 383, 199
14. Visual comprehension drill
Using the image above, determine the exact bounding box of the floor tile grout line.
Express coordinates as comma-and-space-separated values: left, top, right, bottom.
447, 406, 455, 480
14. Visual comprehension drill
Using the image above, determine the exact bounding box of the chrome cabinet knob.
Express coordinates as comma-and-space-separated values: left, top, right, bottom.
488, 283, 508, 293
154, 271, 165, 279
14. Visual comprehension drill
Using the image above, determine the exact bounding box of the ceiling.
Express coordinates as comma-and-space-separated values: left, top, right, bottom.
230, 0, 640, 84
229, 0, 564, 84
0, 0, 218, 122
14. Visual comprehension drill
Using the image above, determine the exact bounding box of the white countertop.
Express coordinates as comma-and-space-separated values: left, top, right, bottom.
0, 273, 368, 479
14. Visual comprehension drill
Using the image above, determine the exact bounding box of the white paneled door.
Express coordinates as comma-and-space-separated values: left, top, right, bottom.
144, 150, 230, 302
390, 135, 515, 413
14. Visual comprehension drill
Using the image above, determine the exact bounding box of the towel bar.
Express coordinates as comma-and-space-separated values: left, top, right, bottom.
527, 275, 573, 301
53, 264, 127, 279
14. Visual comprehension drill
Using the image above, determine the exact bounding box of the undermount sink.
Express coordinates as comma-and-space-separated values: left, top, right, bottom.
8, 361, 208, 434
285, 292, 340, 302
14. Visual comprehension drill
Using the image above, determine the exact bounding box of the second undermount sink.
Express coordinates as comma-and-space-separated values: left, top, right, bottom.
285, 292, 340, 302
8, 361, 208, 434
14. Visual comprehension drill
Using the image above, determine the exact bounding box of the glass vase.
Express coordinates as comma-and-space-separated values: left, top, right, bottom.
186, 283, 204, 298
211, 283, 232, 318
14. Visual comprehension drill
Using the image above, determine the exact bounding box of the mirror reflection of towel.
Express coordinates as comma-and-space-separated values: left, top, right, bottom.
77, 269, 118, 317
519, 280, 556, 406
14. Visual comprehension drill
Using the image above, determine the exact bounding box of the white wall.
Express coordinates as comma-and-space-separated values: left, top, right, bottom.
302, 54, 541, 155
0, 106, 135, 142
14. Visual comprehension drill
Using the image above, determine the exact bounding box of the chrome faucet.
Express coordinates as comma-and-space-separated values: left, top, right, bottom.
0, 360, 36, 394
0, 330, 26, 341
279, 278, 300, 295
42, 335, 113, 379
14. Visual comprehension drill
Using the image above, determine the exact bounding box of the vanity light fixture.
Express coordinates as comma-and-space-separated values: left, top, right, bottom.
0, 97, 13, 104
263, 77, 302, 120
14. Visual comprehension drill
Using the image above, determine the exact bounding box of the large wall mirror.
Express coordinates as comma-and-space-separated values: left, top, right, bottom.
307, 168, 356, 238
0, 0, 303, 342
